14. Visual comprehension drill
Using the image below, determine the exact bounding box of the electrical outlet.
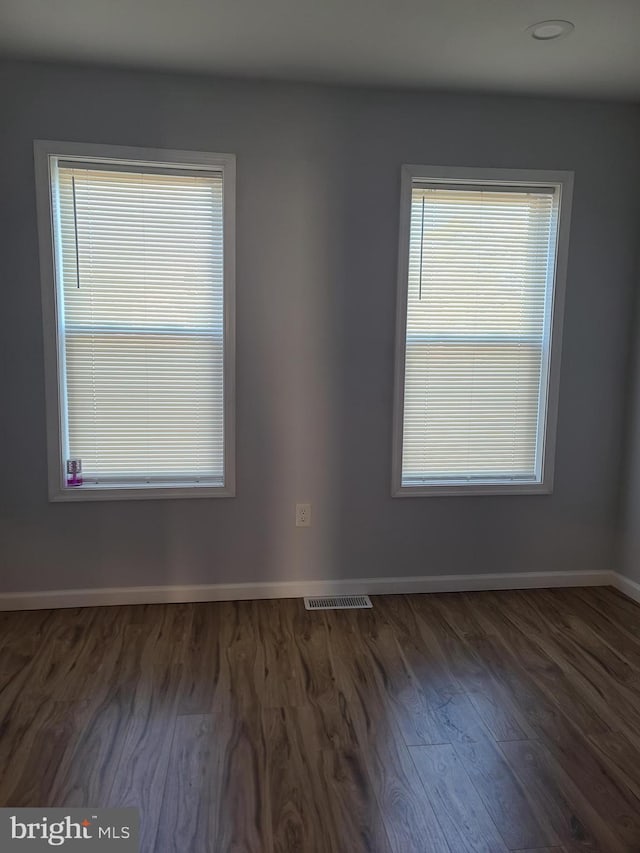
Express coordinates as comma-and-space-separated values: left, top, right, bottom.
296, 503, 311, 527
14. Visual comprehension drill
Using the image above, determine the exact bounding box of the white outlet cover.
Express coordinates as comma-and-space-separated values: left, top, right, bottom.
296, 503, 311, 527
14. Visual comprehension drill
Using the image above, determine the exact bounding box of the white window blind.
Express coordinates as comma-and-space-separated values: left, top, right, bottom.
398, 177, 564, 490
51, 160, 226, 489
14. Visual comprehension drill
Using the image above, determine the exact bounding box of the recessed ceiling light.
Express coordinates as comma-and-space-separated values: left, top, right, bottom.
527, 20, 575, 41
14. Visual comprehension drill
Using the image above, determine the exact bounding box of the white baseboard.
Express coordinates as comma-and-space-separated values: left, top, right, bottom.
612, 572, 640, 604
0, 569, 616, 612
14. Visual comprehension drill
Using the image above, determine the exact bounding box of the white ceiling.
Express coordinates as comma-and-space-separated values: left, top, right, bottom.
1, 0, 640, 99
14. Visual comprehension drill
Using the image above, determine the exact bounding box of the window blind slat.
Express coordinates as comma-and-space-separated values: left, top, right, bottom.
401, 184, 558, 485
54, 165, 225, 486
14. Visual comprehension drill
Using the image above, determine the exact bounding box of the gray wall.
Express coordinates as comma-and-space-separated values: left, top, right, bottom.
619, 273, 640, 584
2, 60, 640, 593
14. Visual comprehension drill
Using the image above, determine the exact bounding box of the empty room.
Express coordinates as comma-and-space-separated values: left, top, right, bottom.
2, 0, 640, 850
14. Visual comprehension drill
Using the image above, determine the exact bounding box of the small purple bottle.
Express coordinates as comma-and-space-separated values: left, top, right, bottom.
66, 458, 83, 487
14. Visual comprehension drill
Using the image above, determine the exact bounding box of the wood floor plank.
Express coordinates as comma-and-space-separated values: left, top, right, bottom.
213, 708, 272, 853
410, 743, 509, 853
325, 611, 451, 853
435, 592, 499, 641
257, 600, 307, 709
554, 589, 640, 674
390, 592, 536, 749
265, 705, 337, 853
407, 689, 554, 849
2, 588, 640, 852
350, 604, 448, 747
156, 714, 215, 852
469, 592, 611, 736
0, 699, 84, 806
441, 700, 556, 849
316, 746, 393, 853
455, 632, 575, 751
161, 706, 271, 853
289, 608, 359, 750
465, 686, 534, 743
289, 606, 335, 710
176, 603, 223, 714
429, 691, 489, 744
583, 587, 640, 642
442, 595, 640, 850
588, 730, 640, 802
425, 593, 555, 744
157, 713, 243, 853
107, 665, 182, 853
410, 594, 537, 743
510, 590, 638, 690
0, 610, 64, 765
376, 595, 464, 700
46, 689, 129, 808
46, 619, 149, 808
26, 607, 100, 701
512, 848, 566, 852
499, 591, 640, 746
217, 600, 266, 716
51, 606, 126, 701
408, 594, 489, 691
500, 739, 626, 853
290, 610, 393, 852
573, 587, 640, 646
526, 712, 640, 852
210, 602, 272, 853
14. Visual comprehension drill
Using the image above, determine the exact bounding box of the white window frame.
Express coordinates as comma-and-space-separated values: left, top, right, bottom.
391, 164, 573, 497
34, 140, 236, 501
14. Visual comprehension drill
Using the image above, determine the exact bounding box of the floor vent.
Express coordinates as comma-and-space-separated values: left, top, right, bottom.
304, 595, 372, 610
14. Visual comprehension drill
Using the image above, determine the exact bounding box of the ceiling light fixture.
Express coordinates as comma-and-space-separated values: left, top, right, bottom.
527, 20, 575, 41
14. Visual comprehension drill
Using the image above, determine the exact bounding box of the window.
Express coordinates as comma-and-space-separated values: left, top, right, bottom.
392, 166, 572, 496
35, 142, 235, 500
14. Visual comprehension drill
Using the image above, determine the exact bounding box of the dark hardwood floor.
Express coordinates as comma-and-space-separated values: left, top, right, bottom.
2, 586, 640, 852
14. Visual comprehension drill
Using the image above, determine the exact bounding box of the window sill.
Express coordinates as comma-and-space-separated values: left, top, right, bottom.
392, 482, 552, 497
49, 483, 235, 502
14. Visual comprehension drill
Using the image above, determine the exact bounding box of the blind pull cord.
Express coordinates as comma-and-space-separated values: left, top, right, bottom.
72, 175, 81, 289
418, 197, 425, 301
